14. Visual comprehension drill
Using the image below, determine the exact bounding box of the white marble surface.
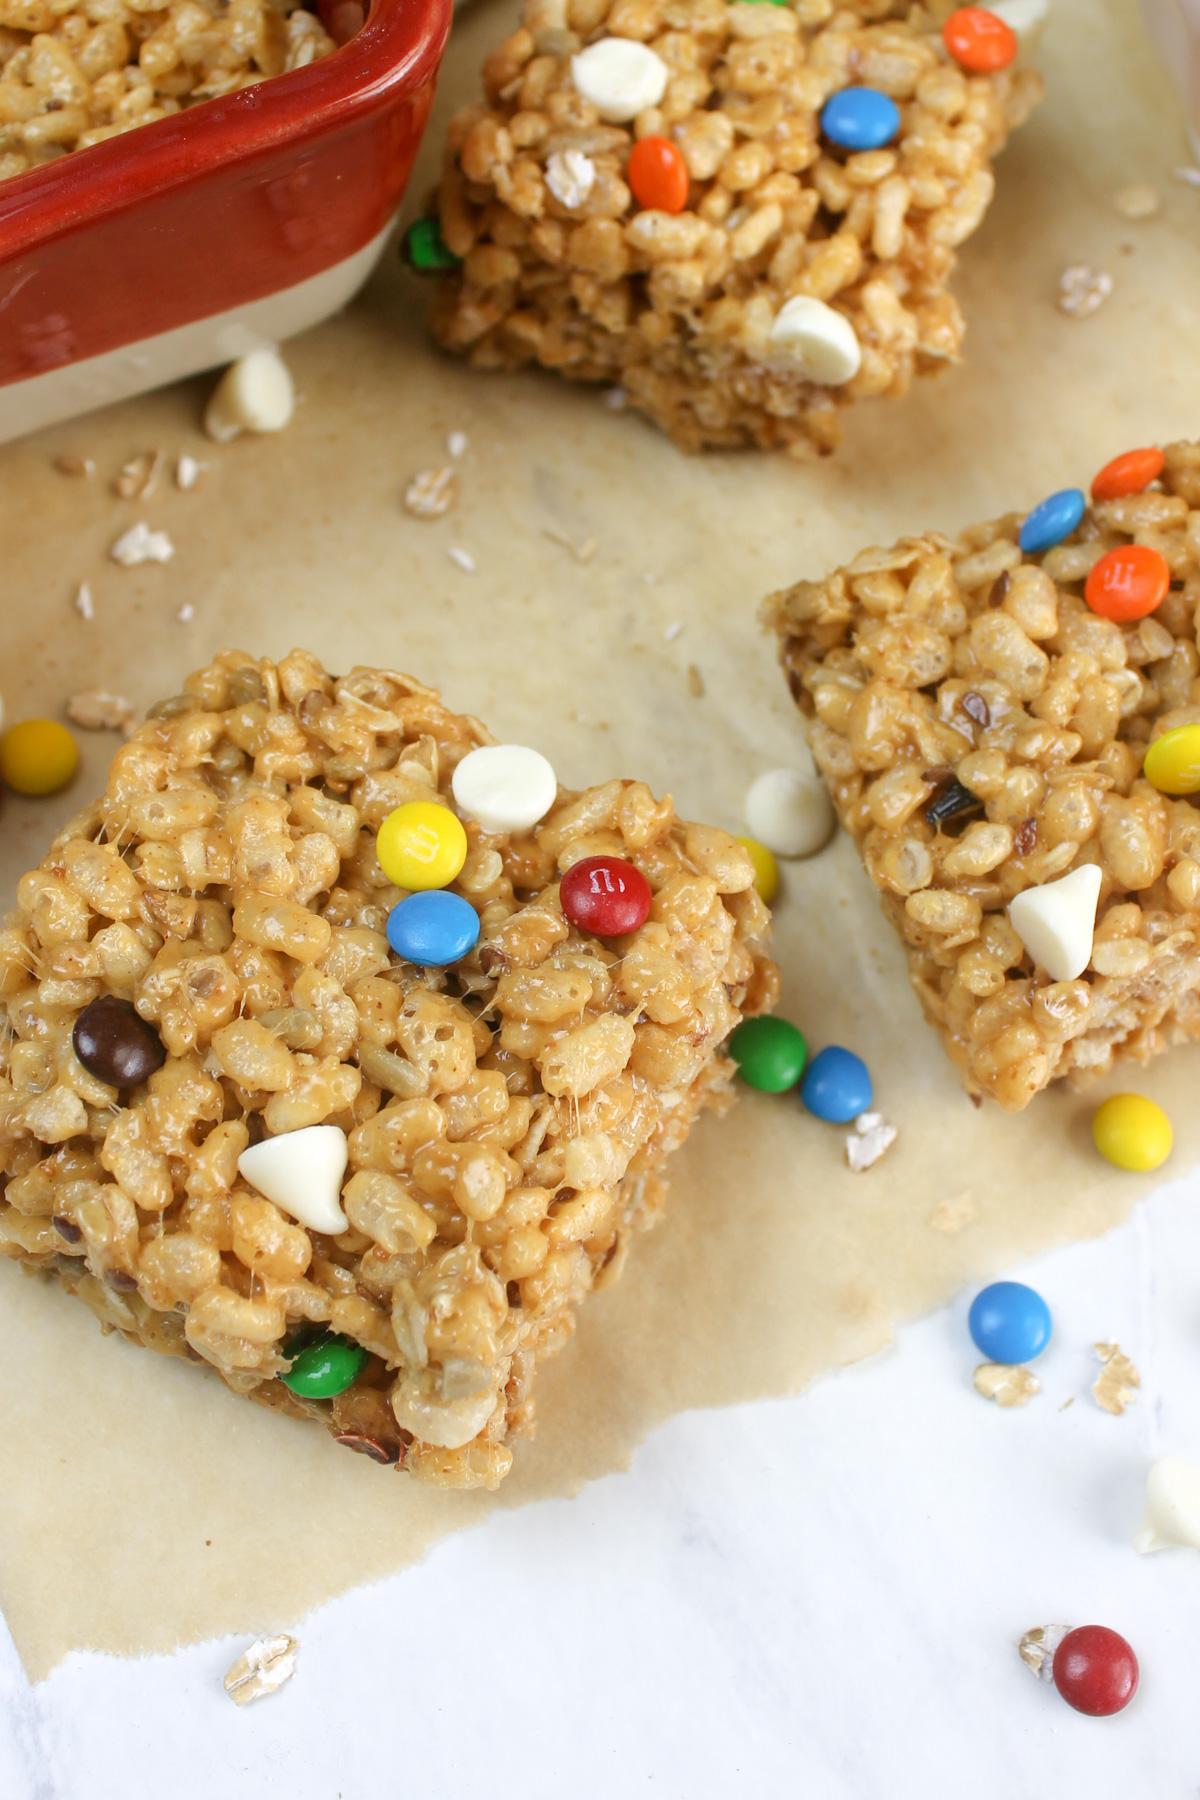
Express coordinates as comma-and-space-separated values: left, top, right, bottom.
3, 1166, 1200, 1799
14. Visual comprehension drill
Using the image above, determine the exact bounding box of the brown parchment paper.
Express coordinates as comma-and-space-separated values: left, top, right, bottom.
1, 0, 1198, 1683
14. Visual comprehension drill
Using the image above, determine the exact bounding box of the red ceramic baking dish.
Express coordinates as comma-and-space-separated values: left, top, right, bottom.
0, 0, 450, 445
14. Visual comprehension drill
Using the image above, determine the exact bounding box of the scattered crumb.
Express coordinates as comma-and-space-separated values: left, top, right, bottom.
1113, 181, 1160, 220
405, 466, 458, 519
448, 546, 476, 573
603, 387, 628, 411
845, 1111, 897, 1171
447, 430, 469, 459
54, 453, 94, 478
74, 582, 94, 621
929, 1190, 977, 1235
542, 527, 597, 563
1174, 164, 1200, 187
973, 1362, 1040, 1407
110, 521, 174, 567
65, 690, 135, 734
223, 1634, 297, 1706
663, 620, 683, 642
176, 603, 195, 623
1092, 1342, 1140, 1415
1059, 1396, 1074, 1412
687, 664, 705, 698
1058, 265, 1113, 318
176, 454, 204, 491
1019, 1624, 1070, 1682
115, 449, 164, 500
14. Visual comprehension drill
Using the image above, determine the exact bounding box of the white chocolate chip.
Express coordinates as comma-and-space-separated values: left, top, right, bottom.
768, 297, 861, 385
452, 743, 558, 834
570, 38, 668, 122
1133, 1456, 1200, 1554
237, 1123, 349, 1235
845, 1111, 897, 1172
110, 521, 175, 566
745, 768, 835, 859
223, 1635, 297, 1706
1019, 1623, 1070, 1681
1008, 864, 1101, 981
176, 453, 204, 490
204, 348, 295, 443
545, 148, 596, 209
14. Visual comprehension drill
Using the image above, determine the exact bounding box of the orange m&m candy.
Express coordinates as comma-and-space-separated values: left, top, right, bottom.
627, 135, 689, 214
1091, 447, 1165, 503
942, 6, 1017, 72
1084, 544, 1170, 622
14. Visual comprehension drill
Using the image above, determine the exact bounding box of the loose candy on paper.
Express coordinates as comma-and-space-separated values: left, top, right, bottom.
1133, 1456, 1200, 1554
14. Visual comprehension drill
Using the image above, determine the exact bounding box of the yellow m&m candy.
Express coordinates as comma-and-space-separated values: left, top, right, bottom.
1144, 724, 1200, 796
376, 801, 467, 891
1092, 1093, 1172, 1172
0, 719, 79, 796
736, 835, 779, 905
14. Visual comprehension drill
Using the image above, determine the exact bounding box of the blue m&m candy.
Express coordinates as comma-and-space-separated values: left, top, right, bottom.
800, 1045, 872, 1122
820, 87, 901, 152
1018, 488, 1086, 555
386, 891, 479, 966
968, 1281, 1052, 1364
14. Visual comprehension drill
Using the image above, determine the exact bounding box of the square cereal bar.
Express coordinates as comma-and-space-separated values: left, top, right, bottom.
768, 441, 1200, 1111
422, 0, 1041, 456
0, 651, 777, 1488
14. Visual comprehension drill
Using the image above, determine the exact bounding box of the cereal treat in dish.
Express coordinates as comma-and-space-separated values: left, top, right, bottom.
0, 651, 777, 1488
422, 0, 1041, 455
0, 0, 335, 186
769, 441, 1200, 1110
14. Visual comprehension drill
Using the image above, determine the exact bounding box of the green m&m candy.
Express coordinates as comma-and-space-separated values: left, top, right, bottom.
728, 1016, 807, 1093
281, 1331, 367, 1398
401, 216, 463, 275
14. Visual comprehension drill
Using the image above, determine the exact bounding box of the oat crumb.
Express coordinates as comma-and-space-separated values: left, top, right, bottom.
687, 664, 705, 698
74, 582, 94, 621
973, 1362, 1040, 1407
1113, 182, 1160, 220
54, 453, 94, 478
223, 1634, 297, 1706
448, 546, 476, 573
405, 467, 458, 519
845, 1111, 897, 1171
447, 431, 469, 459
1019, 1624, 1070, 1682
1058, 265, 1113, 318
1092, 1341, 1140, 1415
65, 690, 135, 734
177, 603, 195, 623
929, 1190, 977, 1235
664, 620, 683, 642
115, 449, 164, 500
602, 387, 628, 411
176, 454, 204, 491
110, 522, 174, 567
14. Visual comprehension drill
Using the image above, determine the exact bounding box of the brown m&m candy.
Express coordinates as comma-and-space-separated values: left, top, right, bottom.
72, 995, 166, 1088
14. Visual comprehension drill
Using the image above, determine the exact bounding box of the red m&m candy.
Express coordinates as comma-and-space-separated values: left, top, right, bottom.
942, 6, 1017, 72
561, 855, 652, 937
1052, 1625, 1139, 1717
1084, 544, 1170, 622
1091, 447, 1165, 502
627, 136, 689, 214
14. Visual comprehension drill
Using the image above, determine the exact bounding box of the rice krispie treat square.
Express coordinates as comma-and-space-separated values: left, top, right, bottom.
422, 0, 1041, 455
0, 650, 777, 1488
768, 441, 1200, 1111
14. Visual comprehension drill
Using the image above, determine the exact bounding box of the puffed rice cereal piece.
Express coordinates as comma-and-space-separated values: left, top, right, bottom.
768, 438, 1200, 1110
0, 649, 778, 1488
423, 0, 1042, 457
